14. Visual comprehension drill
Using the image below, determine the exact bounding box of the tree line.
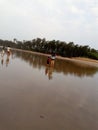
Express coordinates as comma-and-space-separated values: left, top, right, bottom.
0, 38, 98, 60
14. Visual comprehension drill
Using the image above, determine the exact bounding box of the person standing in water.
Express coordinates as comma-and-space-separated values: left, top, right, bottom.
50, 52, 56, 67
47, 56, 51, 65
7, 47, 11, 54
1, 46, 5, 57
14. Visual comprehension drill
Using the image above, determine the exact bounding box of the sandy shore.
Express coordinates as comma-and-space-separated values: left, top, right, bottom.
57, 56, 98, 68
12, 48, 98, 68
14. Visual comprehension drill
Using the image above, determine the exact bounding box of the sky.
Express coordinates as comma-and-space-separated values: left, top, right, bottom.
0, 0, 98, 49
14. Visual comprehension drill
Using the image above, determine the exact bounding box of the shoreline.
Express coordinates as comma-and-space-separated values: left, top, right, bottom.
12, 48, 98, 68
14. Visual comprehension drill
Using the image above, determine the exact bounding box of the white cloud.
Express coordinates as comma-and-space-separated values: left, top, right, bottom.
91, 7, 98, 16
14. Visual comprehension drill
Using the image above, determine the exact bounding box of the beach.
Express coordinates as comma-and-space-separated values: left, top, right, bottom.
11, 48, 98, 68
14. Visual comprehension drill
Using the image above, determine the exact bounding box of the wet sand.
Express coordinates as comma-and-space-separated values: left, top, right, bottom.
12, 48, 98, 68
0, 49, 98, 130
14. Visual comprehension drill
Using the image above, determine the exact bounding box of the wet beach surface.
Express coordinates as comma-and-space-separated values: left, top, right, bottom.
0, 50, 98, 130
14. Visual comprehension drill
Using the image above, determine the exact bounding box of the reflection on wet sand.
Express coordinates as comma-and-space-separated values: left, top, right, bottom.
6, 52, 10, 67
45, 66, 54, 80
13, 50, 98, 78
0, 49, 98, 130
1, 57, 4, 66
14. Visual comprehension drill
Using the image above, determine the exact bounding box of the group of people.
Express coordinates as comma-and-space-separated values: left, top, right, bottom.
0, 47, 11, 66
1, 47, 11, 55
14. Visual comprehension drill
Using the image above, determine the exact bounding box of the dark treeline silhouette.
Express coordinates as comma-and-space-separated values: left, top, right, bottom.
0, 38, 98, 60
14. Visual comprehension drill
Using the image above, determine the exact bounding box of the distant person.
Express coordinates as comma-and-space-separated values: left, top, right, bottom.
1, 49, 5, 57
50, 52, 56, 67
47, 56, 51, 65
7, 47, 11, 54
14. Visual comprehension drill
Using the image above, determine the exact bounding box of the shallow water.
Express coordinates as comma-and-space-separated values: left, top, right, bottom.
0, 50, 98, 130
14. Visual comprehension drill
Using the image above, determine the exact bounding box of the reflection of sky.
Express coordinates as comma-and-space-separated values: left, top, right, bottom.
0, 50, 98, 130
1, 50, 98, 79
0, 50, 98, 92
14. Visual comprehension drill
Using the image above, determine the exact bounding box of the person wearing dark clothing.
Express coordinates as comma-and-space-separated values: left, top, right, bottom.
47, 56, 51, 65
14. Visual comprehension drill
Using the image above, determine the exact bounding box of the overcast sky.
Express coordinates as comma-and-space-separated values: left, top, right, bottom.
0, 0, 98, 49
